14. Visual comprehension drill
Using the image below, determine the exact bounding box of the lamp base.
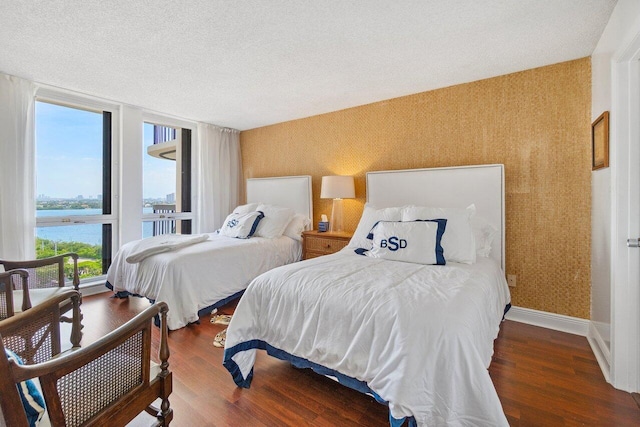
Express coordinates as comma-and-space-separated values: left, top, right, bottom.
330, 199, 344, 232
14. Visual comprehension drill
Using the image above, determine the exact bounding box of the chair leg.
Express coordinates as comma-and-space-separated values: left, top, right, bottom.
159, 397, 173, 426
145, 403, 173, 427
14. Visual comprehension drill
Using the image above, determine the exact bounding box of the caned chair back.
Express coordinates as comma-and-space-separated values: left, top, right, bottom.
0, 253, 79, 291
0, 254, 81, 321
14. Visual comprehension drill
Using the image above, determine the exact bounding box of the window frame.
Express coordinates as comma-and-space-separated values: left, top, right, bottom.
141, 112, 195, 236
34, 89, 120, 283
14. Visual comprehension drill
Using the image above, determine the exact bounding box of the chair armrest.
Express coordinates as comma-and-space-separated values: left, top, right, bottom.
11, 302, 168, 381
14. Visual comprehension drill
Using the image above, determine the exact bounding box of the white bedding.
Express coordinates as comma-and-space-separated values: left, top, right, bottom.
106, 233, 301, 330
125, 233, 209, 263
223, 250, 510, 426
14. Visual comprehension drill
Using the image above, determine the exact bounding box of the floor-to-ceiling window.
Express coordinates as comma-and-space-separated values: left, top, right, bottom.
35, 99, 116, 281
141, 122, 193, 237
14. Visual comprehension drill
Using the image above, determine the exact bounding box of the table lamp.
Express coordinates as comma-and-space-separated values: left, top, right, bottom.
320, 175, 355, 232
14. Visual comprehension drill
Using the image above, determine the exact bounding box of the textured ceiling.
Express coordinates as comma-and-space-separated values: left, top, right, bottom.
0, 1, 616, 130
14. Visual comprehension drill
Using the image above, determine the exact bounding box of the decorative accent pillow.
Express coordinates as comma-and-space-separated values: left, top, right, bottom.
218, 211, 264, 239
401, 204, 476, 264
232, 203, 259, 215
283, 214, 312, 241
356, 220, 447, 265
5, 349, 46, 427
347, 203, 405, 249
254, 204, 296, 238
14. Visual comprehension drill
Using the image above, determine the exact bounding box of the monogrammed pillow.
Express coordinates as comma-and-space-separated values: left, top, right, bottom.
232, 203, 259, 215
356, 219, 447, 265
218, 211, 264, 239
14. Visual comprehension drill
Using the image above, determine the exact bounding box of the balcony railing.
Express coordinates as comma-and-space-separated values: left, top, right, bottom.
152, 204, 176, 236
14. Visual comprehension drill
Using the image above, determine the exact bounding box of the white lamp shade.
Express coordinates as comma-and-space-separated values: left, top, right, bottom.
320, 176, 355, 199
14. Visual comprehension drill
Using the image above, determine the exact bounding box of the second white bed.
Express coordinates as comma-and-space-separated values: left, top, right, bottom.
107, 233, 300, 330
105, 175, 313, 330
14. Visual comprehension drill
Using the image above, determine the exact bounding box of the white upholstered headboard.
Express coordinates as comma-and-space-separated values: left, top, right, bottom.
246, 175, 313, 219
366, 164, 505, 270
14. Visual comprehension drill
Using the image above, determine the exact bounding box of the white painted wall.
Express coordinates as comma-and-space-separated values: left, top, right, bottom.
591, 0, 640, 391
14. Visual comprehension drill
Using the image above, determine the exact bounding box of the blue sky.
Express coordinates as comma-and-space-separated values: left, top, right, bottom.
36, 102, 175, 200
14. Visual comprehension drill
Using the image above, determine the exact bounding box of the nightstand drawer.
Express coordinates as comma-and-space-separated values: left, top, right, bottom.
302, 230, 353, 260
306, 236, 349, 254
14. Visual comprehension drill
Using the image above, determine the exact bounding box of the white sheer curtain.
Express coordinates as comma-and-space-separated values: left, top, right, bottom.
0, 74, 36, 260
196, 123, 242, 233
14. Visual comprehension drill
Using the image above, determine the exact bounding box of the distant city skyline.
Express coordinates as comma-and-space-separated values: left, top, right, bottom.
36, 193, 172, 202
36, 102, 176, 199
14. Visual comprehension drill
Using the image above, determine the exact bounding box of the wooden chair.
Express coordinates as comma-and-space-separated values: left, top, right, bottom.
0, 289, 82, 365
0, 253, 81, 322
0, 269, 30, 319
0, 291, 172, 426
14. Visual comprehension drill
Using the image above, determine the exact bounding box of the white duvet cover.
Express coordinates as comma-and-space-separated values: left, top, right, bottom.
106, 233, 301, 330
224, 251, 510, 426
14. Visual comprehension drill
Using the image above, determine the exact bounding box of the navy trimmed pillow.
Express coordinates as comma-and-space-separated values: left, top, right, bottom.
355, 219, 447, 265
5, 349, 46, 427
218, 211, 265, 239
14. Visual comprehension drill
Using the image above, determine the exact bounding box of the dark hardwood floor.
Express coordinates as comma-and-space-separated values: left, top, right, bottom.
80, 293, 640, 426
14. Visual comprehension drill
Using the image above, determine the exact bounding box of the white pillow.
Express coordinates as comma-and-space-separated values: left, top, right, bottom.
348, 203, 404, 249
283, 214, 312, 241
402, 204, 476, 264
471, 215, 498, 257
358, 220, 447, 265
254, 204, 295, 238
232, 203, 259, 215
218, 211, 264, 239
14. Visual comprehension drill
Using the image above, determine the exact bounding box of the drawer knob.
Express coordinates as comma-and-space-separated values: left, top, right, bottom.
326, 244, 331, 248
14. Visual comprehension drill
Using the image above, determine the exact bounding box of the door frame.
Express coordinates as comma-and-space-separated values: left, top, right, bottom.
610, 30, 640, 393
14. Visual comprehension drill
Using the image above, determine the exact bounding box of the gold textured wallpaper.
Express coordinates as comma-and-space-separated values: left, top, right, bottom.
241, 58, 591, 319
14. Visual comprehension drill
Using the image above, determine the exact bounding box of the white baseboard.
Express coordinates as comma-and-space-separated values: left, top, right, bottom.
504, 305, 590, 336
505, 306, 615, 386
587, 322, 611, 383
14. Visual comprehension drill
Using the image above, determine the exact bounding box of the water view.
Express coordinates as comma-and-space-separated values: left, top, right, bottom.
36, 208, 155, 245
36, 207, 156, 278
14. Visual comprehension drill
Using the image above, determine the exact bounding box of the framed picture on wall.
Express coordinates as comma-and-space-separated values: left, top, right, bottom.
592, 111, 609, 170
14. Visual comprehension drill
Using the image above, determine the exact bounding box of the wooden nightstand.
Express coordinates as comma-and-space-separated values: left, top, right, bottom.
302, 230, 353, 260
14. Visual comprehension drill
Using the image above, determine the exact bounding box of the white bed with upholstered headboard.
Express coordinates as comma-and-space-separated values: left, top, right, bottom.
366, 164, 505, 269
106, 175, 312, 330
223, 164, 511, 426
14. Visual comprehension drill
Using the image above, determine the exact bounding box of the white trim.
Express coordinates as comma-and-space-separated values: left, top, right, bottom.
79, 280, 110, 297
36, 86, 120, 112
505, 306, 589, 336
588, 322, 612, 383
610, 27, 640, 393
142, 111, 197, 132
506, 306, 616, 383
35, 79, 207, 130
